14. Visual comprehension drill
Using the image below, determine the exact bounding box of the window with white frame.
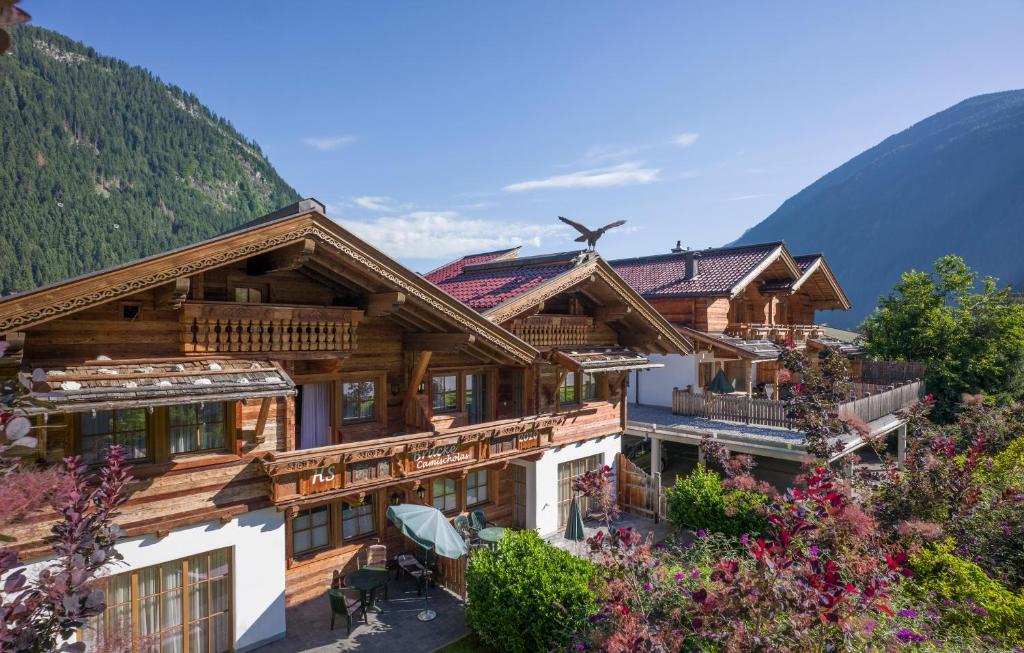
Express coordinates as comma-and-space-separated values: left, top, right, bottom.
466, 470, 489, 506
432, 478, 458, 513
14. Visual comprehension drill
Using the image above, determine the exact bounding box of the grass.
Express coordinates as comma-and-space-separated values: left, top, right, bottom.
434, 632, 494, 653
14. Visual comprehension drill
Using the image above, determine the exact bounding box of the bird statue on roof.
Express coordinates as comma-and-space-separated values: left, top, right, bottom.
558, 216, 627, 251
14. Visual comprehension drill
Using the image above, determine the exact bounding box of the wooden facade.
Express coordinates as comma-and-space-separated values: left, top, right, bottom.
0, 199, 689, 623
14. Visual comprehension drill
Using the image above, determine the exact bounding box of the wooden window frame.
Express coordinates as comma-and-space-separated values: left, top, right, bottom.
166, 402, 234, 458
291, 371, 388, 446
340, 497, 377, 543
430, 476, 460, 515
291, 504, 333, 558
81, 547, 234, 653
75, 407, 154, 465
428, 367, 498, 420
465, 469, 490, 508
557, 370, 579, 408
228, 281, 269, 304
580, 371, 604, 403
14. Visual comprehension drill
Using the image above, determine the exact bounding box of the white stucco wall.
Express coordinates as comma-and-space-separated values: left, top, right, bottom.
519, 434, 622, 536
628, 354, 699, 407
110, 507, 287, 651
17, 508, 288, 652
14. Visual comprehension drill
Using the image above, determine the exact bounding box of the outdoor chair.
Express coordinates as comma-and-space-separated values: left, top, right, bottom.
328, 587, 364, 634
396, 553, 432, 595
453, 514, 475, 542
470, 509, 494, 532
365, 544, 387, 568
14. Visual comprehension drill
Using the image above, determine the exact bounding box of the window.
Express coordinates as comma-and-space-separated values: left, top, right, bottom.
431, 375, 458, 413
558, 371, 578, 406
292, 505, 331, 555
432, 478, 458, 513
83, 549, 232, 653
557, 454, 604, 528
79, 409, 149, 463
581, 372, 598, 402
342, 380, 376, 423
342, 499, 375, 540
466, 470, 488, 506
169, 403, 227, 455
464, 372, 489, 424
233, 286, 263, 303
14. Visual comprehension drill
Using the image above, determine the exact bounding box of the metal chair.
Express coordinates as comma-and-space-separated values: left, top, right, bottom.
453, 514, 474, 542
365, 544, 387, 568
396, 553, 432, 595
470, 509, 493, 532
328, 588, 364, 633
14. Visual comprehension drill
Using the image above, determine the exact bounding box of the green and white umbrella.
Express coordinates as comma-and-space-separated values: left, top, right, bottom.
563, 495, 586, 542
386, 504, 469, 559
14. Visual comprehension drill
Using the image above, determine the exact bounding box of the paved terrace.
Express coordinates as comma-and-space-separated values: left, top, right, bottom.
626, 403, 898, 463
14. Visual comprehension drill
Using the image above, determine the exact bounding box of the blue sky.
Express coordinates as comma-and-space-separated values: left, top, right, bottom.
24, 1, 1024, 271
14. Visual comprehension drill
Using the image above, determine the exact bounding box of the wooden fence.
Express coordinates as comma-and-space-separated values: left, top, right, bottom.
616, 452, 665, 520
435, 554, 467, 599
672, 391, 795, 428
859, 360, 926, 385
671, 380, 926, 431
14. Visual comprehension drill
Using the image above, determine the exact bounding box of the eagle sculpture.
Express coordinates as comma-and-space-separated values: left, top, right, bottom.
558, 216, 627, 250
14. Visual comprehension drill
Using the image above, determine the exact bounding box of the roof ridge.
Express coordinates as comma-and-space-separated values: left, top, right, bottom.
608, 241, 785, 265
461, 249, 587, 274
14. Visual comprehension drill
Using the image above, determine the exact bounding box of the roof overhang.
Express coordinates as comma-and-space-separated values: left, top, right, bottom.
675, 325, 779, 361
549, 347, 664, 373
30, 359, 295, 414
727, 244, 801, 299
482, 256, 693, 355
0, 203, 540, 366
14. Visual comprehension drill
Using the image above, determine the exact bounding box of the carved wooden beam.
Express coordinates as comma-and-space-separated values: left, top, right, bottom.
254, 397, 272, 443
403, 333, 476, 352
155, 277, 191, 309
594, 303, 632, 323
403, 350, 432, 429
246, 238, 316, 275
366, 291, 406, 317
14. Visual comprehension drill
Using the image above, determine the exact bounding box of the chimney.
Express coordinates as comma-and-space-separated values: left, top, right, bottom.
684, 250, 702, 279
670, 240, 684, 254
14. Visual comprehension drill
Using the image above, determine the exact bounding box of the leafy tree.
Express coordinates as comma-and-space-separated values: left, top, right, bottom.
861, 255, 1024, 419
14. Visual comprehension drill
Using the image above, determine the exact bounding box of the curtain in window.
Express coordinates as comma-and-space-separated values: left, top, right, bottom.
299, 383, 331, 450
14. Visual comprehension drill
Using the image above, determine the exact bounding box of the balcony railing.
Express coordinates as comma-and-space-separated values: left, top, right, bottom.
509, 315, 594, 347
725, 322, 824, 344
671, 380, 926, 431
180, 302, 363, 355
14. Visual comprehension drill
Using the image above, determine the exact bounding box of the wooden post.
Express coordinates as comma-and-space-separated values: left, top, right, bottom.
404, 350, 432, 430
649, 435, 661, 475
897, 424, 907, 470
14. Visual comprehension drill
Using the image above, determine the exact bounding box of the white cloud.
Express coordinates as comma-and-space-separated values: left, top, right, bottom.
580, 144, 641, 165
671, 132, 700, 147
503, 162, 661, 193
302, 135, 356, 151
352, 195, 411, 212
724, 193, 772, 202
338, 211, 566, 260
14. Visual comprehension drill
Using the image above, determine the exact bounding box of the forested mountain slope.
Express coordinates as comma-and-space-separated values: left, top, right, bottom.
0, 25, 299, 293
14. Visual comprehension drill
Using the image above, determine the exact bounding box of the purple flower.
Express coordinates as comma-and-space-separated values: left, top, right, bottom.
674, 572, 685, 581
643, 583, 653, 591
691, 570, 701, 579
896, 629, 926, 643
696, 529, 707, 538
897, 609, 917, 618
740, 533, 750, 545
809, 545, 820, 558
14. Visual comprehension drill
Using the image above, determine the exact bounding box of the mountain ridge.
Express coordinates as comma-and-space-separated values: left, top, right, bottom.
732, 89, 1024, 328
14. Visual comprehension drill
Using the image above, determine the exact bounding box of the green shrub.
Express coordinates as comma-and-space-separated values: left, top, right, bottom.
975, 436, 1024, 491
906, 542, 1024, 646
465, 530, 598, 653
666, 465, 767, 537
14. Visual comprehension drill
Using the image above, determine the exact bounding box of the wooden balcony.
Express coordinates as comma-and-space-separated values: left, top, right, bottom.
180, 301, 363, 355
725, 322, 823, 344
509, 314, 594, 347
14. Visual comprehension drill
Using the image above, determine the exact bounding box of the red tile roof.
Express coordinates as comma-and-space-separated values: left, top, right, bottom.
424, 247, 521, 284
428, 251, 583, 312
610, 242, 784, 298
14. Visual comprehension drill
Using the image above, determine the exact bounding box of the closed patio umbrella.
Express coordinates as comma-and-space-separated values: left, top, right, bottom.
707, 369, 735, 394
563, 495, 586, 542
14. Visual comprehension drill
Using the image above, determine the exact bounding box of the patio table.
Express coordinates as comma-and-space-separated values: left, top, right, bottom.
477, 526, 508, 547
345, 567, 389, 615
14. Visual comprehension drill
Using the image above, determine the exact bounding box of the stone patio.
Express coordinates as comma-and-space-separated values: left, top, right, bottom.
253, 575, 469, 653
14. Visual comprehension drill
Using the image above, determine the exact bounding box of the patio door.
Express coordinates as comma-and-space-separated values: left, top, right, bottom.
512, 464, 527, 528
556, 454, 604, 528
465, 372, 489, 424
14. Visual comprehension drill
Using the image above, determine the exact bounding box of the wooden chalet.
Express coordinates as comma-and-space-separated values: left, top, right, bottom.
610, 241, 853, 402
1, 200, 688, 652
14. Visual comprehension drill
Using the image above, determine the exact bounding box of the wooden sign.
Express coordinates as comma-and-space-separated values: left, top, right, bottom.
300, 461, 343, 495
402, 443, 476, 474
